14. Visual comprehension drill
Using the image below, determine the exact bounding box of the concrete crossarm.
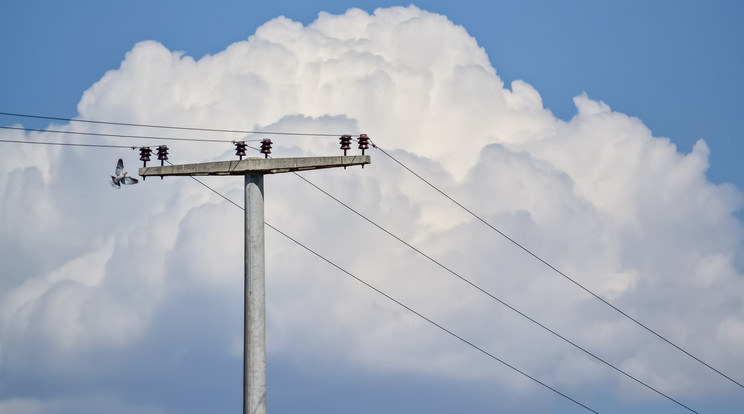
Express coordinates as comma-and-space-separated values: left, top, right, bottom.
139, 155, 370, 177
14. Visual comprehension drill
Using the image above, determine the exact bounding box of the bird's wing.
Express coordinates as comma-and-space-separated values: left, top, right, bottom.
110, 176, 121, 189
115, 159, 124, 176
122, 176, 139, 185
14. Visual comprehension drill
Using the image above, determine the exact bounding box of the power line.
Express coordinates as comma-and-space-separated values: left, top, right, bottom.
0, 125, 258, 143
292, 172, 700, 413
182, 166, 599, 414
266, 222, 600, 414
2, 110, 735, 399
0, 138, 134, 149
0, 126, 710, 411
370, 140, 744, 392
0, 111, 352, 137
193, 152, 696, 412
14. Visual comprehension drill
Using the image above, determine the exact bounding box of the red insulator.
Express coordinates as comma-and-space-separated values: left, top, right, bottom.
234, 141, 248, 160
260, 139, 273, 159
155, 145, 169, 180
339, 135, 352, 155
357, 134, 369, 155
156, 145, 169, 165
139, 146, 152, 167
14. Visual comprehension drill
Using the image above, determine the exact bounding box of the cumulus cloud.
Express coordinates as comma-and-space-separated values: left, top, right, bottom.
1, 5, 743, 413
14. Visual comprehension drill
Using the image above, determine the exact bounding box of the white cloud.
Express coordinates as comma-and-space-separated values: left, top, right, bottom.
1, 4, 743, 412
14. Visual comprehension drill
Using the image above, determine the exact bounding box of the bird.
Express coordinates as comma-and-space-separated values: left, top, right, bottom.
110, 158, 139, 189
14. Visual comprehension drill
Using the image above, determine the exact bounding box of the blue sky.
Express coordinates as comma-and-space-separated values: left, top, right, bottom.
2, 1, 742, 187
1, 1, 743, 414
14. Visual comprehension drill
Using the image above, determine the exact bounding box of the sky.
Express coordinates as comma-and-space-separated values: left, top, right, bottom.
0, 1, 743, 413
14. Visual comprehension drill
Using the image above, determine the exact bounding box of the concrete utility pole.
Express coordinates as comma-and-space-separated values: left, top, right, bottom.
140, 154, 371, 414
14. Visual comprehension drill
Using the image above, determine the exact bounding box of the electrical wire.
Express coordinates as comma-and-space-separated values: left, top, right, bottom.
369, 140, 744, 392
266, 221, 599, 414
292, 171, 700, 413
0, 138, 135, 149
0, 134, 704, 412
0, 125, 259, 143
181, 167, 599, 414
0, 111, 354, 137
186, 149, 696, 412
1, 110, 736, 400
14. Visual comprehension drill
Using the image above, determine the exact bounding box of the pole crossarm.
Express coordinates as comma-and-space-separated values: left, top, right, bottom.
139, 155, 370, 177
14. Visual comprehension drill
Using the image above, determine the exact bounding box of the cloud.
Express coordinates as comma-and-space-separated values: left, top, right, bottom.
1, 5, 743, 412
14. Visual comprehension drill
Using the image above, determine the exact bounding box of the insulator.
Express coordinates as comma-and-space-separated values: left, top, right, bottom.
357, 134, 369, 155
260, 139, 272, 159
139, 147, 152, 167
156, 145, 169, 177
154, 145, 169, 180
339, 135, 352, 155
234, 141, 248, 160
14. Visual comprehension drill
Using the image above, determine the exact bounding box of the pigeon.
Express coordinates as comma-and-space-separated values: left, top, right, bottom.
110, 158, 139, 189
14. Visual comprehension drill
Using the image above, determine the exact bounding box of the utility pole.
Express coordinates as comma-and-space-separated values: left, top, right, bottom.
140, 152, 370, 414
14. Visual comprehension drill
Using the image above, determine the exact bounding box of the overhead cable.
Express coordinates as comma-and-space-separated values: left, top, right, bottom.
2, 109, 736, 395
0, 125, 256, 143
292, 172, 700, 413
370, 140, 744, 392
0, 111, 349, 137
0, 138, 134, 149
182, 168, 599, 414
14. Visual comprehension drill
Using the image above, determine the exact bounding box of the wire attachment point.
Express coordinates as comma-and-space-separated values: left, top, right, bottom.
139, 146, 152, 167
234, 141, 248, 160
339, 135, 352, 156
156, 145, 169, 180
260, 139, 272, 158
139, 146, 153, 181
357, 134, 369, 155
